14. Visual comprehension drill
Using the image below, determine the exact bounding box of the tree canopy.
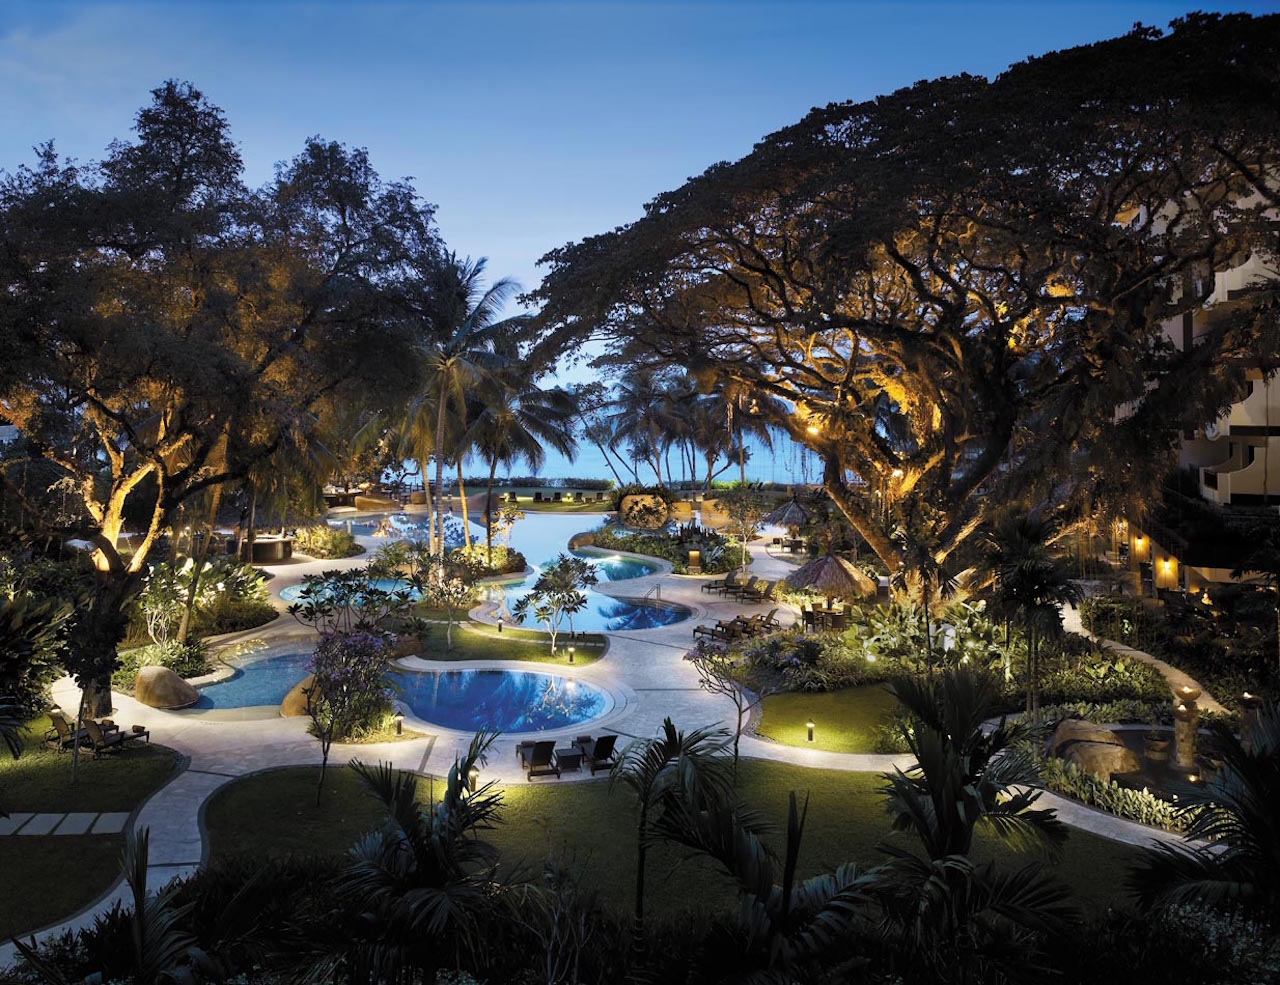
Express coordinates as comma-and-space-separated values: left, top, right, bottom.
530, 13, 1280, 570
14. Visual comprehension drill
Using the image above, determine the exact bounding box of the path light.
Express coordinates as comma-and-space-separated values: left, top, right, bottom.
467, 766, 480, 793
568, 645, 576, 664
497, 618, 503, 633
806, 720, 816, 743
393, 711, 404, 736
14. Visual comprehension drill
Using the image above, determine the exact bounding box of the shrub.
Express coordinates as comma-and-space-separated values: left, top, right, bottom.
590, 522, 744, 574
293, 524, 363, 559
189, 595, 279, 637
112, 639, 211, 689
450, 543, 527, 576
1037, 755, 1190, 832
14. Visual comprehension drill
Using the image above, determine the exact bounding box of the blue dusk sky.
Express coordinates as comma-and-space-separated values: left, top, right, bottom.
0, 1, 1273, 322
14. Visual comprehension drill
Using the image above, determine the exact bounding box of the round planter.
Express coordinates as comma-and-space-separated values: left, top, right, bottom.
1143, 734, 1171, 763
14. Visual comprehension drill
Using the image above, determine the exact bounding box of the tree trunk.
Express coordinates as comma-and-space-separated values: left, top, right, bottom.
434, 386, 449, 563
316, 737, 331, 806
595, 440, 624, 486
243, 488, 258, 563
485, 455, 499, 564
456, 458, 472, 548
177, 485, 224, 643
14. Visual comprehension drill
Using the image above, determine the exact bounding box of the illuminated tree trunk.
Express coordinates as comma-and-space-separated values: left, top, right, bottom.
485, 455, 499, 563
456, 458, 472, 548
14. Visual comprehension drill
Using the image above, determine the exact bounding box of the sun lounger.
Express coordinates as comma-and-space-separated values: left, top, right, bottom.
522, 740, 560, 780
43, 711, 89, 753
83, 719, 149, 759
725, 576, 759, 599
700, 572, 738, 594
573, 733, 619, 774
534, 491, 543, 502
739, 580, 776, 603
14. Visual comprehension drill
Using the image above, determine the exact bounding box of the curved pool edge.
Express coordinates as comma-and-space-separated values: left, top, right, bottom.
390, 656, 636, 739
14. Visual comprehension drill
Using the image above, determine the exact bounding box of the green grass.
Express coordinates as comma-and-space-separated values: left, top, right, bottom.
414, 621, 607, 667
756, 686, 897, 753
0, 835, 125, 939
0, 716, 181, 813
204, 760, 1139, 913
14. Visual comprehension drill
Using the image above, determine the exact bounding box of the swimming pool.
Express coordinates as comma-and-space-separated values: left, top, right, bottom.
391, 668, 612, 732
326, 512, 477, 547
195, 644, 312, 709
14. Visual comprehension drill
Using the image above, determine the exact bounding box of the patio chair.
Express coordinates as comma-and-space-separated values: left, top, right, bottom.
739, 579, 776, 603
700, 571, 738, 594
761, 607, 783, 631
84, 719, 149, 759
709, 621, 744, 642
43, 711, 89, 753
801, 606, 816, 634
573, 733, 619, 774
725, 576, 759, 599
523, 740, 560, 781
734, 614, 766, 637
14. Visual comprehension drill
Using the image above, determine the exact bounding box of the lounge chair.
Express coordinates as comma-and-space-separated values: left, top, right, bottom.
573, 733, 619, 775
733, 614, 765, 637
595, 491, 604, 502
84, 719, 149, 759
522, 740, 560, 781
43, 711, 89, 753
700, 572, 738, 594
553, 491, 563, 502
534, 491, 543, 502
710, 621, 744, 642
725, 576, 759, 599
761, 607, 783, 631
739, 580, 776, 603
573, 491, 584, 503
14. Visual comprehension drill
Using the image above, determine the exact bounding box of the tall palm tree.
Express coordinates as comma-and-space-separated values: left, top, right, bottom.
980, 512, 1057, 683
1000, 546, 1083, 722
1129, 698, 1280, 915
890, 504, 957, 667
878, 667, 1076, 982
470, 367, 578, 560
608, 371, 685, 487
610, 717, 732, 961
413, 255, 517, 554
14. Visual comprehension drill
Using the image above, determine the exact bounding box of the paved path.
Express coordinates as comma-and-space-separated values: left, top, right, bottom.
0, 811, 130, 836
0, 516, 1196, 966
1061, 605, 1227, 714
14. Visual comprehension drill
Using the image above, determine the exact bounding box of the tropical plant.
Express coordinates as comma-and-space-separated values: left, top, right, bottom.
324, 733, 503, 984
684, 639, 776, 777
304, 632, 394, 803
1232, 521, 1280, 675
511, 553, 599, 652
0, 695, 24, 818
1129, 697, 1280, 915
610, 717, 732, 960
286, 568, 415, 635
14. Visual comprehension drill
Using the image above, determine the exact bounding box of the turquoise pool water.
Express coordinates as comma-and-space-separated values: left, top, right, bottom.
390, 668, 612, 732
195, 645, 312, 709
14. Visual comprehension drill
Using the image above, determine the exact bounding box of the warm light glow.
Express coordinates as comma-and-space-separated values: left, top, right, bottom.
1161, 557, 1172, 570
806, 720, 816, 743
1177, 703, 1187, 713
805, 424, 820, 436
891, 468, 904, 478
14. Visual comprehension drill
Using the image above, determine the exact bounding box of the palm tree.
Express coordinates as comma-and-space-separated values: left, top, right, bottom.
1000, 544, 1084, 723
470, 368, 578, 560
326, 732, 504, 983
878, 666, 1076, 982
655, 788, 882, 982
981, 513, 1057, 683
890, 505, 957, 667
608, 371, 685, 487
413, 255, 517, 555
1129, 698, 1280, 915
610, 717, 732, 961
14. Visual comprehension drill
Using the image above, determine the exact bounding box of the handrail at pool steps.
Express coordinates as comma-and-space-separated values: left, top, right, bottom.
641, 583, 661, 602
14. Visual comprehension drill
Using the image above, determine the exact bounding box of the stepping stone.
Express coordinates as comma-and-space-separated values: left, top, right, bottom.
19, 813, 64, 835
0, 812, 33, 835
53, 812, 98, 835
90, 812, 130, 834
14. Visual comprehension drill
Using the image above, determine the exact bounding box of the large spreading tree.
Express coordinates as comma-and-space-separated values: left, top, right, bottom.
0, 81, 438, 713
531, 13, 1280, 575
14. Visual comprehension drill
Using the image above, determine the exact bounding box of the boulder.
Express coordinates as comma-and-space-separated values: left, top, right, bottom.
1048, 718, 1124, 758
134, 665, 199, 710
1063, 740, 1141, 782
281, 674, 318, 718
618, 494, 669, 529
355, 493, 399, 511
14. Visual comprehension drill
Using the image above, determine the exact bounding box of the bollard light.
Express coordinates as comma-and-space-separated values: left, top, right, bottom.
467, 766, 480, 793
806, 720, 815, 743
393, 711, 404, 735
568, 645, 576, 664
497, 619, 503, 634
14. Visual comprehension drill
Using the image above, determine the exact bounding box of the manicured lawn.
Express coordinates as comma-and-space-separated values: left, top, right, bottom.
204, 760, 1139, 912
0, 716, 181, 813
493, 488, 613, 513
0, 835, 125, 939
415, 621, 607, 667
755, 686, 897, 753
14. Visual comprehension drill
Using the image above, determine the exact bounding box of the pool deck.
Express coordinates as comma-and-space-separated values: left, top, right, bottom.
0, 516, 1196, 965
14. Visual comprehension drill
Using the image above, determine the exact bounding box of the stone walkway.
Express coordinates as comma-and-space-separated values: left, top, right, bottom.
0, 516, 1200, 966
1060, 605, 1227, 714
0, 811, 131, 836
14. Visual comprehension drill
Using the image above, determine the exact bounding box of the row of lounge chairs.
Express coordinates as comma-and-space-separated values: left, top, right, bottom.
515, 490, 607, 504
515, 733, 619, 781
692, 608, 782, 641
699, 574, 777, 603
44, 711, 150, 759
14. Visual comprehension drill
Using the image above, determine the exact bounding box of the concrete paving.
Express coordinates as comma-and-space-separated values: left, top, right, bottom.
0, 518, 1208, 967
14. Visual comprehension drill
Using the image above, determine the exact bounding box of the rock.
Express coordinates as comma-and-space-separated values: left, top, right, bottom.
354, 493, 399, 511
618, 494, 669, 529
390, 635, 423, 659
1063, 740, 1141, 782
134, 665, 199, 710
1048, 718, 1124, 758
281, 674, 318, 717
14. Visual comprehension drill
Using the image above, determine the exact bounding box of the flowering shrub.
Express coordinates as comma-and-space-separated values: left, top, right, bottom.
451, 543, 527, 575
1037, 755, 1191, 832
113, 639, 211, 688
294, 524, 363, 559
134, 556, 270, 644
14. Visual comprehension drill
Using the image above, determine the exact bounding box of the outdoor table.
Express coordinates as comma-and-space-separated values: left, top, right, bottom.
555, 747, 583, 772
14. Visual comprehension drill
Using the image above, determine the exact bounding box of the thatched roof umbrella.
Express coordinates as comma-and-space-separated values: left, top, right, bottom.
785, 553, 876, 600
763, 497, 812, 533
